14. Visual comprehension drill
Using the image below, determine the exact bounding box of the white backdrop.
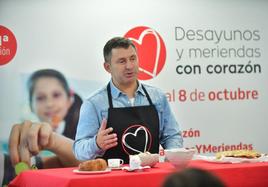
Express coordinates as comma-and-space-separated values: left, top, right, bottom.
0, 0, 267, 155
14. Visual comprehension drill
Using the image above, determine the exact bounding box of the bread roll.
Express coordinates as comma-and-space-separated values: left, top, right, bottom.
138, 152, 159, 167
216, 150, 261, 159
78, 158, 107, 171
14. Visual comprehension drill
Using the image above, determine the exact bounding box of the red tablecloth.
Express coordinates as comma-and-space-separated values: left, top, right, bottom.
9, 160, 268, 187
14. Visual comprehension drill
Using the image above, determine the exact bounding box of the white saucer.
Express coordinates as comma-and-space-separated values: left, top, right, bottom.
122, 166, 150, 172
73, 168, 111, 174
109, 166, 122, 170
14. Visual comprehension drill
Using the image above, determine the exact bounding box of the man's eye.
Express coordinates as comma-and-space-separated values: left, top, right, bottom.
130, 57, 136, 61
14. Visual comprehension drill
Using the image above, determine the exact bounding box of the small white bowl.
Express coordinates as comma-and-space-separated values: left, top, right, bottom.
164, 148, 195, 168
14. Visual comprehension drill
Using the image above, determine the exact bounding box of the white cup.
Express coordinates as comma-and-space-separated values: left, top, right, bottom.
108, 158, 124, 168
129, 155, 141, 170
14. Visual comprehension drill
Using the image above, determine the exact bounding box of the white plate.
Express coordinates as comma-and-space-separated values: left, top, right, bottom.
194, 155, 230, 163
122, 166, 151, 172
73, 168, 111, 174
194, 154, 268, 164
109, 166, 122, 170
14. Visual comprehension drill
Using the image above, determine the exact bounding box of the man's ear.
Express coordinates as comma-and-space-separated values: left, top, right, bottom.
103, 62, 111, 73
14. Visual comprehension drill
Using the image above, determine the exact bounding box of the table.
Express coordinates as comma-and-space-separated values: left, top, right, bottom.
9, 160, 268, 187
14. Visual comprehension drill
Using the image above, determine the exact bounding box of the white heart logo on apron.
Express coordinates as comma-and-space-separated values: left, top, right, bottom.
122, 126, 148, 154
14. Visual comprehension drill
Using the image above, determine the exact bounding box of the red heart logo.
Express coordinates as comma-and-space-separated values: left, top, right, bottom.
0, 25, 17, 66
125, 26, 166, 80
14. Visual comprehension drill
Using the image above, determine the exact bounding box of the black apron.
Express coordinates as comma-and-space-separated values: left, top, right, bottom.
102, 83, 159, 164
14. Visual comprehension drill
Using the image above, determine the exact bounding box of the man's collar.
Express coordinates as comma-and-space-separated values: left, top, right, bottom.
109, 80, 146, 99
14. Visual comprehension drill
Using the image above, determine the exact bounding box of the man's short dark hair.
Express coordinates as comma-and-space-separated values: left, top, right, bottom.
103, 37, 136, 62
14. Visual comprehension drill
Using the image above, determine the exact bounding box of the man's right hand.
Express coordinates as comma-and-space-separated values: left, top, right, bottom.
96, 119, 118, 151
8, 121, 55, 166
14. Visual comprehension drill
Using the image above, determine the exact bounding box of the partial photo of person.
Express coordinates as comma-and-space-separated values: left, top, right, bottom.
1, 69, 82, 186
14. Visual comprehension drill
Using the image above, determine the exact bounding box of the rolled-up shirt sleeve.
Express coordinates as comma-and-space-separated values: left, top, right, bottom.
73, 100, 104, 161
159, 93, 183, 149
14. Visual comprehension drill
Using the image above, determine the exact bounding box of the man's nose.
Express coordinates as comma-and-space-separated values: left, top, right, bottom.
126, 60, 134, 69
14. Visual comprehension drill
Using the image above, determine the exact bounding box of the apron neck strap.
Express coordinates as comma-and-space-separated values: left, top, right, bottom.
107, 82, 153, 108
141, 84, 153, 106
107, 83, 113, 108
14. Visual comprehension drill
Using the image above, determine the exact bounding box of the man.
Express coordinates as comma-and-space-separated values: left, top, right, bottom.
73, 37, 183, 163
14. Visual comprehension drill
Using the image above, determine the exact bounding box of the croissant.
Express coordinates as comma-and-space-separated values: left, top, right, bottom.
78, 158, 107, 171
